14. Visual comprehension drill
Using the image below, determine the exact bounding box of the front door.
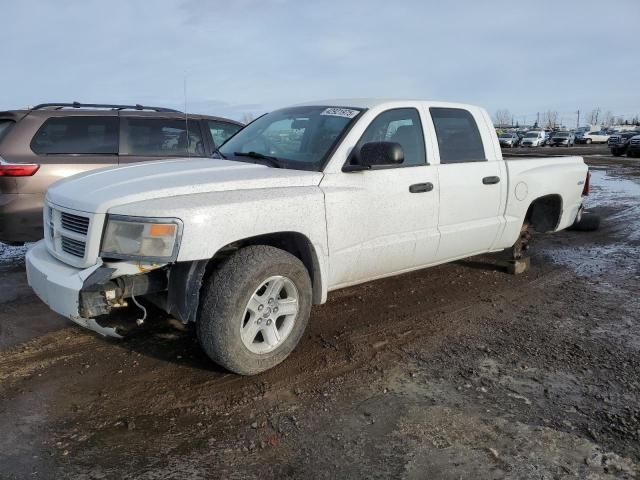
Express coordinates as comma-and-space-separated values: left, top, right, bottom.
322, 108, 439, 288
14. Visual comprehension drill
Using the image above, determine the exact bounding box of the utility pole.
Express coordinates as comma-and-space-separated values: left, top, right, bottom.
536, 112, 540, 128
576, 110, 580, 129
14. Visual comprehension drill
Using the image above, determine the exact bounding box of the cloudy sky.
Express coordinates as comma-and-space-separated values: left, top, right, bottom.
1, 0, 638, 125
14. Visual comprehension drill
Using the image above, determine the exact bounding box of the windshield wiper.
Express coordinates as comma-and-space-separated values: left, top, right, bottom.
233, 151, 281, 168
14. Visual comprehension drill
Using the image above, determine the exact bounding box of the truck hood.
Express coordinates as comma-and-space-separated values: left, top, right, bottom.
47, 157, 324, 214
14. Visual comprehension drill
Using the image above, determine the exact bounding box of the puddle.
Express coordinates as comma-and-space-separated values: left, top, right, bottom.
541, 169, 640, 277
586, 169, 640, 209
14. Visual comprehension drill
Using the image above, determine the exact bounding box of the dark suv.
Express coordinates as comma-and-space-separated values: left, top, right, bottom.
0, 102, 243, 244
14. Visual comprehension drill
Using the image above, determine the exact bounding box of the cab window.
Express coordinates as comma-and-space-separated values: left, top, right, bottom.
356, 108, 426, 166
430, 108, 486, 164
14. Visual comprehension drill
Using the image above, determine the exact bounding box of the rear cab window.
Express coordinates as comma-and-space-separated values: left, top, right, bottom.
31, 116, 118, 154
120, 118, 205, 157
430, 107, 486, 164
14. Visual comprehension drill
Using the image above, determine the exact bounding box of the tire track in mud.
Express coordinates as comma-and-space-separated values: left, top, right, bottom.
0, 256, 571, 395
0, 330, 96, 382
66, 266, 580, 479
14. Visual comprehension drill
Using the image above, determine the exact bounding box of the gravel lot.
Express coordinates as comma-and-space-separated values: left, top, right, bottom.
0, 145, 639, 479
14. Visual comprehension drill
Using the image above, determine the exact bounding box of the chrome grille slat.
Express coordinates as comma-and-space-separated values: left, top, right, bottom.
61, 236, 86, 257
61, 224, 88, 234
61, 212, 90, 235
62, 217, 88, 227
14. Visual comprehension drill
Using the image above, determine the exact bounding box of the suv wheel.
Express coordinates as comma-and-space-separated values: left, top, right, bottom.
197, 245, 312, 375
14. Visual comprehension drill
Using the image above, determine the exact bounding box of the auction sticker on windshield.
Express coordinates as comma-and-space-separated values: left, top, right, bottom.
320, 107, 360, 118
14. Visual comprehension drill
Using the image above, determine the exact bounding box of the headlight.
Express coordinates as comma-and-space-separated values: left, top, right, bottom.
100, 215, 183, 261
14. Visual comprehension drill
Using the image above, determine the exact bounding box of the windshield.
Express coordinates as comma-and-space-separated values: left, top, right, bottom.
554, 132, 569, 137
525, 132, 539, 138
0, 120, 15, 143
499, 134, 513, 138
218, 106, 363, 171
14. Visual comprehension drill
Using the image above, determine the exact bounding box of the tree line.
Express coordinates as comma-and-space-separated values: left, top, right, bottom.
494, 108, 640, 129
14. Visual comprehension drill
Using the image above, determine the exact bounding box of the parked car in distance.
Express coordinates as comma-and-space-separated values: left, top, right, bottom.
628, 135, 640, 157
26, 99, 590, 375
550, 131, 575, 147
578, 130, 610, 144
0, 102, 243, 244
607, 130, 640, 156
498, 132, 520, 148
520, 130, 546, 147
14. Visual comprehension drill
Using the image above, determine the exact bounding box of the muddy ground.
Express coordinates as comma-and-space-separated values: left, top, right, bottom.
0, 144, 639, 479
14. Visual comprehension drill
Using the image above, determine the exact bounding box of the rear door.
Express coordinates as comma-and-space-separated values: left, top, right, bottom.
429, 107, 505, 261
118, 115, 207, 164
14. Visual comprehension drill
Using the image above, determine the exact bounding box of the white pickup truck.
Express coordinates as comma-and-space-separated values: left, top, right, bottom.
26, 100, 590, 375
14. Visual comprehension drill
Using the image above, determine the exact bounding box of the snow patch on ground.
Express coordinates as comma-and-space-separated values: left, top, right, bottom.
0, 243, 31, 266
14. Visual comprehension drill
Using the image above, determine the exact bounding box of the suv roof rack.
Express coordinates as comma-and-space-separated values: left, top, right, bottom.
31, 102, 181, 113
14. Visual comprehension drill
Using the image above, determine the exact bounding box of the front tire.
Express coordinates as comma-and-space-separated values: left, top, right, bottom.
197, 245, 312, 375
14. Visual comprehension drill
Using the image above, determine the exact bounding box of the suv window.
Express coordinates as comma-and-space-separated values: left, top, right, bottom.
357, 108, 426, 166
120, 118, 205, 156
0, 120, 15, 143
430, 108, 486, 163
208, 120, 241, 147
31, 117, 118, 154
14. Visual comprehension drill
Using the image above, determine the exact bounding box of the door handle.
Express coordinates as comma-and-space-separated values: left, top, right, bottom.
482, 176, 500, 185
409, 182, 434, 193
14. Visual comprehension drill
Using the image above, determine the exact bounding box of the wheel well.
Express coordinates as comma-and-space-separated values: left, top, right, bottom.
525, 194, 563, 233
166, 232, 323, 324
210, 232, 323, 304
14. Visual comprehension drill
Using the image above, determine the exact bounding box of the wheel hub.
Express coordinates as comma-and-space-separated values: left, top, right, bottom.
240, 276, 299, 354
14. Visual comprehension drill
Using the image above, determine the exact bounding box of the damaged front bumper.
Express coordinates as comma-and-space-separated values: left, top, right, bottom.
26, 241, 124, 338
25, 240, 167, 339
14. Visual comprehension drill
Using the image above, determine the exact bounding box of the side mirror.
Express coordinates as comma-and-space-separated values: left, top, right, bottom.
345, 141, 404, 171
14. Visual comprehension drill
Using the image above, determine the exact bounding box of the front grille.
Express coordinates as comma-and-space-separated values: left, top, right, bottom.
61, 212, 90, 235
61, 236, 86, 257
44, 203, 93, 265
609, 136, 620, 145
